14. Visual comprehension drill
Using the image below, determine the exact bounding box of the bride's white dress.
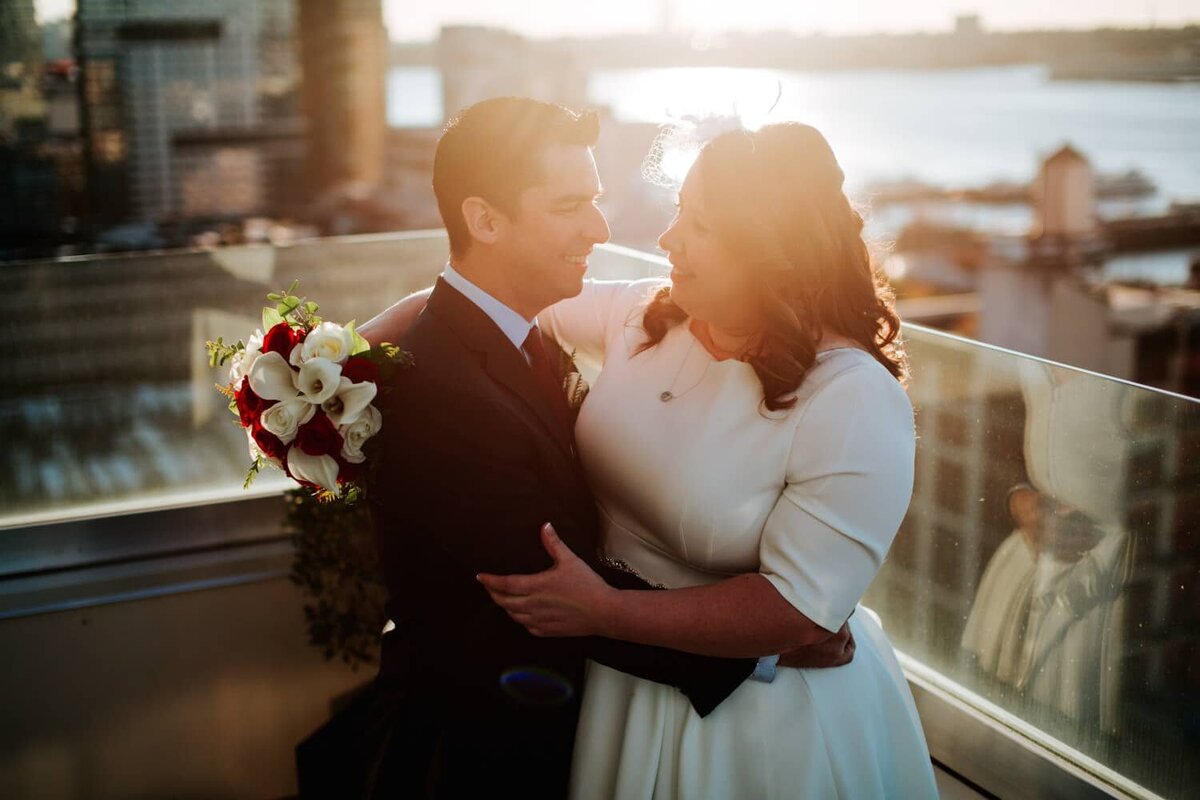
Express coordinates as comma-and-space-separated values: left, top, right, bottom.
539, 279, 939, 800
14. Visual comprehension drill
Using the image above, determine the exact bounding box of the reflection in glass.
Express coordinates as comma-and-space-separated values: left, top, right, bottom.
963, 362, 1137, 732
865, 330, 1200, 799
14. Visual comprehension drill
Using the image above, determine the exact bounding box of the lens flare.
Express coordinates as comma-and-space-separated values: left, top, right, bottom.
499, 667, 575, 707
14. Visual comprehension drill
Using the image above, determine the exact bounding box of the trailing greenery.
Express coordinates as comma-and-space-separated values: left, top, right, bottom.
201, 280, 413, 666
285, 488, 388, 670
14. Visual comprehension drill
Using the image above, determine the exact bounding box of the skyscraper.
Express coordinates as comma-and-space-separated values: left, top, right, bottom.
0, 0, 40, 73
76, 0, 303, 227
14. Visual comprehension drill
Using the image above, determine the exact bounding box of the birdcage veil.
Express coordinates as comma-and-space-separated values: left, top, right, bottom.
639, 83, 784, 190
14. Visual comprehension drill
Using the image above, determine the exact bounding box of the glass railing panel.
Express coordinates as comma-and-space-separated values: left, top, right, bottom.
7, 234, 1197, 797
863, 329, 1199, 799
1, 232, 450, 527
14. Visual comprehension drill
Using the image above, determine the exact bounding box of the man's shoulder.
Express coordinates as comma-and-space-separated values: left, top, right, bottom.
396, 306, 471, 372
381, 308, 484, 410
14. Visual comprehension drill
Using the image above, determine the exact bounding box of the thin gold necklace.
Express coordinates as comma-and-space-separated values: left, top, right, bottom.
659, 335, 709, 402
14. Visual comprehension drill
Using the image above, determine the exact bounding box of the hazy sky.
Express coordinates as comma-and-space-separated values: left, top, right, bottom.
380, 0, 1200, 40
33, 0, 1200, 39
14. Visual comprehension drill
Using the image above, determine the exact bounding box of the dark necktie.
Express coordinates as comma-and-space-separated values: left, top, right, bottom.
522, 326, 573, 442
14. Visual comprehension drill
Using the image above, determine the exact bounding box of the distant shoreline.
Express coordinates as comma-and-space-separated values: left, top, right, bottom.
391, 25, 1200, 83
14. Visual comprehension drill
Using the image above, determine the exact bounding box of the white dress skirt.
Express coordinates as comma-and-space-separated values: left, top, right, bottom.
539, 279, 939, 800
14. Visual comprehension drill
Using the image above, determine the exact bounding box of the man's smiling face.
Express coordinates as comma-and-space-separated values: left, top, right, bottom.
494, 143, 611, 314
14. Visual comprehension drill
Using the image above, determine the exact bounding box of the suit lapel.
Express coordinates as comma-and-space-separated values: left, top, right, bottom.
427, 278, 575, 459
482, 342, 576, 456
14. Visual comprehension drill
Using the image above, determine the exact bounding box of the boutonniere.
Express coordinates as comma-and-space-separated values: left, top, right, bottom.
554, 344, 590, 413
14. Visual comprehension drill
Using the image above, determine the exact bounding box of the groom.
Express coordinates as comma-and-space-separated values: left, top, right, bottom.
337, 98, 853, 799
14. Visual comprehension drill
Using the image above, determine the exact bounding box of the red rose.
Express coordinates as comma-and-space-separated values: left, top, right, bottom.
235, 380, 274, 428
262, 321, 303, 359
341, 355, 380, 385
295, 410, 343, 457
336, 455, 363, 484
251, 421, 289, 464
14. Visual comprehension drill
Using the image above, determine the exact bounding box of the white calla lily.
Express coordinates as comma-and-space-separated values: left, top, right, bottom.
295, 321, 355, 365
339, 404, 382, 464
321, 376, 378, 428
247, 350, 299, 401
259, 397, 316, 445
287, 447, 341, 495
229, 328, 264, 384
297, 357, 342, 404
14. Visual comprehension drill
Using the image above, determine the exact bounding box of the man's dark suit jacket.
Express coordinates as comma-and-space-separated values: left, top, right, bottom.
345, 277, 755, 798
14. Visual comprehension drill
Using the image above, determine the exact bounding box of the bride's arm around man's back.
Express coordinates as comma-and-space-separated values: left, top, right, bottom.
360, 286, 433, 346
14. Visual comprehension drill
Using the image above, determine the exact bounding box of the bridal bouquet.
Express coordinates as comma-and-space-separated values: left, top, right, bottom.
206, 282, 410, 501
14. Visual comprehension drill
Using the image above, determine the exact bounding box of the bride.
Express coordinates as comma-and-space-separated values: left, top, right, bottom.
474, 122, 938, 799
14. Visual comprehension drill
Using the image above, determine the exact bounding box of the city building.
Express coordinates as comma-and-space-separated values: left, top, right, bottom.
296, 0, 388, 199
980, 146, 1200, 397
0, 0, 40, 75
75, 0, 304, 230
0, 1, 74, 259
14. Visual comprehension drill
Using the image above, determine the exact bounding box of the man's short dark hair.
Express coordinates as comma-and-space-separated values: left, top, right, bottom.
433, 97, 600, 257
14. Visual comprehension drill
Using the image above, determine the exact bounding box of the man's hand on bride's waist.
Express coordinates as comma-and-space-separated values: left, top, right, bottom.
478, 523, 856, 670
477, 522, 616, 639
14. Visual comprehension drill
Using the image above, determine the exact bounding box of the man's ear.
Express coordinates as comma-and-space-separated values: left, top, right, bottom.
462, 196, 501, 247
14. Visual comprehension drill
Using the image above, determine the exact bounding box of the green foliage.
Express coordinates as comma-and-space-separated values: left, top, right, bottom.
285, 489, 388, 670
262, 306, 284, 330
243, 456, 265, 489
205, 336, 244, 368
345, 320, 371, 355
357, 342, 415, 385
266, 279, 324, 330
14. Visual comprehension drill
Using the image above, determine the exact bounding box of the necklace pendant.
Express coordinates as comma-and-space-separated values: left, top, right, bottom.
659, 391, 673, 402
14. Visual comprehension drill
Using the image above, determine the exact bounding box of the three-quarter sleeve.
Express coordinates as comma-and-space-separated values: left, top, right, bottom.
538, 278, 666, 368
758, 361, 916, 633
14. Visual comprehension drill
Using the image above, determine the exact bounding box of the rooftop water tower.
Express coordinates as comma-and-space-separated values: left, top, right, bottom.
1032, 144, 1098, 243
981, 145, 1107, 360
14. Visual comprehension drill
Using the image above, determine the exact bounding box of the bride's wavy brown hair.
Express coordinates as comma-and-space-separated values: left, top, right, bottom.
639, 123, 908, 411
